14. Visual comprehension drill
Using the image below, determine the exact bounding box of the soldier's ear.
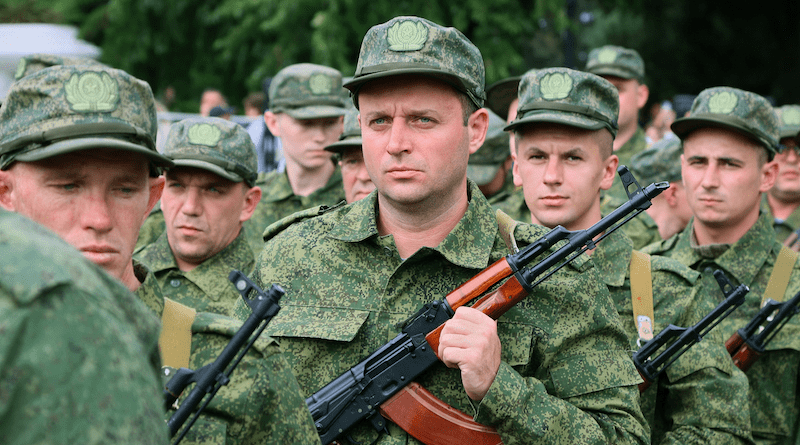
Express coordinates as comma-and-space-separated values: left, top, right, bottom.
0, 169, 15, 211
264, 111, 281, 137
240, 185, 262, 222
143, 176, 165, 225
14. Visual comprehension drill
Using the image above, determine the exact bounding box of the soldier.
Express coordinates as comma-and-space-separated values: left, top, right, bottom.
0, 64, 319, 444
643, 87, 800, 444
135, 117, 262, 314
507, 67, 752, 443
765, 105, 800, 247
629, 137, 693, 241
324, 106, 375, 203
236, 16, 648, 444
467, 110, 515, 204
246, 63, 347, 249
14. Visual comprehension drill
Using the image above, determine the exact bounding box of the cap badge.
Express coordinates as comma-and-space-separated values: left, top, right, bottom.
597, 48, 618, 64
540, 73, 573, 100
708, 92, 738, 114
387, 20, 428, 52
309, 73, 333, 95
187, 123, 222, 147
783, 108, 800, 126
65, 72, 119, 112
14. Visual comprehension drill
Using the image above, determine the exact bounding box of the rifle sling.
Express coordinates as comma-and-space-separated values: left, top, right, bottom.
630, 250, 655, 344
160, 298, 196, 369
761, 245, 798, 307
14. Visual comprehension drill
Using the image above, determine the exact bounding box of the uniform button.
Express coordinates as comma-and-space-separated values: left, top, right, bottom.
170, 279, 181, 287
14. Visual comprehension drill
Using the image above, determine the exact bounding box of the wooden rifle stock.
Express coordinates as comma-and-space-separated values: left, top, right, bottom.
725, 330, 762, 373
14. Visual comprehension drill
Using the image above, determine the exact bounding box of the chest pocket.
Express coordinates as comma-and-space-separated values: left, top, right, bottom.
266, 305, 370, 341
497, 319, 535, 367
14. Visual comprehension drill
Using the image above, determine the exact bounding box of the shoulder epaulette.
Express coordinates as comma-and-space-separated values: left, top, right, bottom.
262, 200, 347, 243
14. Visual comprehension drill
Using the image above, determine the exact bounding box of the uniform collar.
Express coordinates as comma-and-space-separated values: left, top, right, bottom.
262, 168, 343, 203
133, 259, 165, 317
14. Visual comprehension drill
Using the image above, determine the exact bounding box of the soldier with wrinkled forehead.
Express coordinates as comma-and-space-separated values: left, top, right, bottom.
234, 15, 649, 445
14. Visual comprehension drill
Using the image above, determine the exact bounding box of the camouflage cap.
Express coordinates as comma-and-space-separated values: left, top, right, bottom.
468, 110, 510, 185
585, 45, 645, 82
629, 136, 682, 185
343, 16, 485, 109
505, 67, 619, 137
269, 63, 346, 120
671, 86, 779, 154
14, 53, 107, 81
485, 69, 539, 121
775, 105, 800, 140
163, 117, 258, 186
325, 105, 362, 154
0, 64, 172, 170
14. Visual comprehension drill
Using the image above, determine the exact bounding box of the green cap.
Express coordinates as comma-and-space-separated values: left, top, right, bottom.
485, 68, 539, 121
629, 137, 683, 185
163, 117, 258, 186
325, 105, 362, 154
775, 105, 800, 140
344, 16, 485, 109
468, 110, 510, 185
585, 45, 645, 81
0, 64, 173, 171
14, 53, 108, 81
671, 86, 779, 154
269, 63, 346, 120
505, 67, 619, 137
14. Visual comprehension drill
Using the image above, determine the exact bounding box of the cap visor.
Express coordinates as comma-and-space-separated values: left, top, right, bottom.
325, 138, 363, 153
587, 67, 637, 80
505, 111, 608, 133
171, 159, 245, 183
283, 105, 346, 120
671, 115, 762, 145
486, 77, 521, 120
467, 163, 501, 185
13, 137, 174, 168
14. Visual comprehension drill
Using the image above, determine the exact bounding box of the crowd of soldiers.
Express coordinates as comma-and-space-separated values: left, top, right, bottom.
1, 14, 799, 445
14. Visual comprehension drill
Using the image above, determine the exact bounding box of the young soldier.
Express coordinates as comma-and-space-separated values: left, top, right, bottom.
508, 67, 752, 443
324, 105, 375, 204
135, 117, 262, 314
644, 87, 800, 444
0, 64, 319, 445
236, 16, 648, 445
629, 137, 693, 241
246, 63, 346, 249
765, 105, 800, 247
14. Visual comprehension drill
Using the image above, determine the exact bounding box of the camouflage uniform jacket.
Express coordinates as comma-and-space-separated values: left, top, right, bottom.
245, 168, 345, 251
643, 213, 800, 444
243, 181, 650, 444
592, 230, 753, 444
136, 200, 165, 252
605, 127, 649, 205
485, 170, 517, 206
135, 229, 255, 315
762, 194, 800, 245
491, 188, 532, 224
132, 261, 319, 445
0, 211, 167, 445
602, 192, 663, 250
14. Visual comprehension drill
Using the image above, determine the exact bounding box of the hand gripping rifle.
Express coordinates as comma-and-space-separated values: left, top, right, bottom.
163, 270, 284, 445
725, 289, 800, 372
306, 167, 668, 445
633, 270, 748, 392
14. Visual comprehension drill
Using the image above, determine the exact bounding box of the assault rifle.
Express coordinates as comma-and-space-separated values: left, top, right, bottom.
163, 271, 284, 445
633, 270, 748, 392
725, 289, 800, 372
306, 167, 668, 445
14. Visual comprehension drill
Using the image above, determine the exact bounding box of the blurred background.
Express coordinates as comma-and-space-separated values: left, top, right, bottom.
1, 0, 798, 119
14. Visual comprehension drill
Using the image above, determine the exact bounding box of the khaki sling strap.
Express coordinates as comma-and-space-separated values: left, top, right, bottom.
159, 298, 196, 369
761, 245, 799, 307
630, 250, 655, 344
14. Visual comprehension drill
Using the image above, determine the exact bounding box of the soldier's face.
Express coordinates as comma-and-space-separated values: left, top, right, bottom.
0, 149, 163, 289
161, 167, 261, 271
770, 137, 800, 201
267, 113, 342, 170
513, 124, 617, 231
681, 128, 776, 232
357, 76, 488, 209
338, 148, 375, 203
605, 76, 648, 133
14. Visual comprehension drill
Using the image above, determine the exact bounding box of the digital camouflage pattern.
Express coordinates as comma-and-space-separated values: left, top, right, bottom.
234, 181, 650, 445
344, 16, 486, 109
467, 109, 511, 186
591, 230, 753, 444
136, 201, 166, 251
0, 64, 172, 170
601, 193, 663, 250
765, 193, 800, 245
135, 229, 255, 315
132, 261, 319, 445
324, 105, 362, 155
629, 136, 683, 186
585, 45, 646, 82
605, 127, 650, 205
643, 213, 800, 444
775, 105, 800, 140
0, 209, 166, 445
163, 117, 259, 186
245, 168, 345, 250
671, 86, 779, 156
505, 67, 620, 137
268, 63, 347, 120
14, 53, 107, 80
